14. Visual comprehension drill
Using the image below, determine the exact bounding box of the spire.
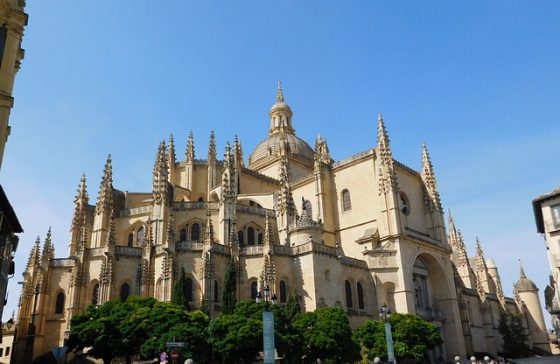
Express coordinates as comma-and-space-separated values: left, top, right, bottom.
167, 134, 176, 179
166, 212, 175, 245
263, 215, 274, 251
104, 210, 117, 247
314, 133, 330, 165
377, 113, 398, 194
448, 209, 456, 235
186, 131, 195, 164
208, 130, 217, 163
475, 238, 487, 272
72, 174, 89, 229
41, 227, 55, 265
152, 141, 169, 205
26, 236, 41, 271
233, 135, 244, 168
421, 143, 442, 211
519, 259, 527, 279
276, 81, 284, 102
278, 157, 295, 215
95, 154, 114, 215
221, 141, 236, 204
204, 209, 214, 244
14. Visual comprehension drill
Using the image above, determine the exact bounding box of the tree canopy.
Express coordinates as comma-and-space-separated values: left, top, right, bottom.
353, 313, 442, 363
172, 267, 191, 310
221, 258, 237, 314
498, 310, 531, 358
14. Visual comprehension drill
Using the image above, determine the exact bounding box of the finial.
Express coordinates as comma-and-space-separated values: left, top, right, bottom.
378, 112, 383, 121
276, 81, 284, 102
519, 259, 526, 278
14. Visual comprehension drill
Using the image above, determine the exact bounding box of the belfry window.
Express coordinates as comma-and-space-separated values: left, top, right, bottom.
55, 292, 65, 314
280, 280, 287, 303
191, 223, 201, 241
127, 232, 134, 247
120, 283, 130, 301
345, 280, 353, 308
342, 189, 352, 211
186, 278, 193, 302
357, 282, 365, 310
180, 229, 187, 242
400, 192, 410, 215
248, 227, 255, 245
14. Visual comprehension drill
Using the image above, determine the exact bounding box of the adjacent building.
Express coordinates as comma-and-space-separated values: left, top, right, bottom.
533, 187, 560, 342
14, 87, 552, 362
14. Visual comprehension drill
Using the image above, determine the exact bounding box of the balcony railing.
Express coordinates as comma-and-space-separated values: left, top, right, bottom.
116, 246, 142, 257
236, 205, 275, 217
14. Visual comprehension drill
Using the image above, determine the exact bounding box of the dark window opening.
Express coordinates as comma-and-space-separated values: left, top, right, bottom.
237, 231, 244, 245
280, 281, 287, 303
250, 281, 258, 300
92, 284, 100, 305
191, 223, 200, 241
357, 282, 365, 310
186, 278, 194, 302
55, 292, 65, 314
248, 227, 255, 245
120, 283, 130, 301
345, 280, 353, 308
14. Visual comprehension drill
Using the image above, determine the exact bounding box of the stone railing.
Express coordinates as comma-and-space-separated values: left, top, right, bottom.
210, 243, 230, 255
86, 247, 106, 257
338, 256, 368, 269
116, 246, 142, 257
120, 205, 153, 217
173, 201, 220, 211
273, 245, 292, 256
50, 258, 75, 267
240, 245, 263, 256
175, 241, 204, 251
236, 205, 275, 217
291, 241, 339, 257
332, 149, 373, 169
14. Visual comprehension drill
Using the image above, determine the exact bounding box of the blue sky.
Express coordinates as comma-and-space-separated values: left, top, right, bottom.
2, 1, 559, 323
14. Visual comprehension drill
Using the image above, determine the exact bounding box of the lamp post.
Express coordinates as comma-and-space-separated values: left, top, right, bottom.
379, 303, 396, 364
256, 284, 277, 364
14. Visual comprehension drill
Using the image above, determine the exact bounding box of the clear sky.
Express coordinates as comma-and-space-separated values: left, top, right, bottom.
2, 1, 559, 323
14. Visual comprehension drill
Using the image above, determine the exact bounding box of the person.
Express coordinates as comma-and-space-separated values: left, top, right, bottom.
159, 351, 167, 364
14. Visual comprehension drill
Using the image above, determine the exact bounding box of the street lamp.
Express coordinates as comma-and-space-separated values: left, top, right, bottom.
256, 285, 276, 364
454, 356, 461, 364
379, 303, 396, 364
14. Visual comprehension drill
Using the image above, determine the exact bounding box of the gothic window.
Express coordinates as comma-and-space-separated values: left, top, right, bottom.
214, 280, 219, 302
137, 227, 145, 244
55, 292, 65, 314
248, 227, 255, 245
258, 233, 263, 245
280, 280, 287, 303
250, 281, 258, 300
92, 284, 100, 305
191, 223, 201, 241
237, 231, 244, 245
127, 232, 134, 247
186, 278, 193, 302
180, 229, 187, 242
552, 204, 560, 225
345, 280, 353, 308
198, 197, 204, 202
400, 192, 410, 215
357, 282, 365, 310
120, 283, 130, 301
342, 189, 352, 211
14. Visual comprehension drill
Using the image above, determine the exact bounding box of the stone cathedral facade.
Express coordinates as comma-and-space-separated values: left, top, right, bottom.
15, 87, 551, 362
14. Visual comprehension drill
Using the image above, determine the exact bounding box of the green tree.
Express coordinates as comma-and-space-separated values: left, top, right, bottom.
353, 313, 442, 363
172, 267, 191, 310
498, 310, 531, 358
277, 291, 304, 362
208, 300, 264, 363
221, 258, 237, 314
293, 306, 360, 364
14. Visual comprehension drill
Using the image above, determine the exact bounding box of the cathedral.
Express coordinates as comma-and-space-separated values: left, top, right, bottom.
14, 86, 551, 362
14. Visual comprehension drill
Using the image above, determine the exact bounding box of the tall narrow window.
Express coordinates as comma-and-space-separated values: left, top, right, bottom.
137, 227, 145, 244
0, 25, 6, 69
342, 189, 352, 211
258, 233, 263, 245
180, 229, 187, 242
237, 231, 244, 245
186, 278, 194, 302
552, 204, 560, 225
127, 232, 134, 247
214, 280, 219, 302
55, 292, 65, 314
92, 284, 100, 305
120, 283, 130, 301
191, 223, 201, 241
280, 281, 287, 303
248, 227, 255, 245
357, 282, 365, 310
250, 281, 258, 300
345, 280, 353, 308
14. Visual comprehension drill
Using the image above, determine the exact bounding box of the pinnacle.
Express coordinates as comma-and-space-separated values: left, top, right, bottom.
276, 81, 284, 102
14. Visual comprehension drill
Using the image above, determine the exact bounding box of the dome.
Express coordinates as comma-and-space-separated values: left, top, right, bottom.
248, 132, 314, 167
515, 266, 538, 292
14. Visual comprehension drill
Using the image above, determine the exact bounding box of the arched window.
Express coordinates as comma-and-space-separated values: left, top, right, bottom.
237, 231, 244, 245
357, 282, 365, 310
345, 280, 353, 308
258, 233, 263, 245
198, 197, 204, 202
191, 223, 200, 241
180, 229, 187, 242
248, 227, 255, 245
127, 232, 134, 247
92, 284, 100, 305
186, 278, 193, 302
400, 192, 410, 215
120, 283, 130, 301
280, 281, 287, 303
214, 280, 219, 302
55, 292, 65, 314
250, 281, 258, 300
413, 277, 424, 308
137, 227, 145, 244
342, 189, 352, 211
